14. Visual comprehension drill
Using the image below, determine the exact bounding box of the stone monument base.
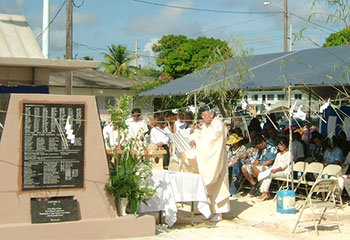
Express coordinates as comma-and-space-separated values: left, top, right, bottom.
0, 215, 155, 240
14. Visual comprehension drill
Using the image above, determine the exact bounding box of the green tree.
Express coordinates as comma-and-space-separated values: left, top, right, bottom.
193, 37, 251, 118
310, 0, 350, 46
82, 56, 94, 60
152, 35, 232, 78
324, 26, 350, 46
101, 44, 140, 79
311, 0, 350, 27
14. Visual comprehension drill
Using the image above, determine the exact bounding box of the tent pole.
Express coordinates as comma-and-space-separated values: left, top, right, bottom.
288, 85, 294, 190
308, 87, 312, 143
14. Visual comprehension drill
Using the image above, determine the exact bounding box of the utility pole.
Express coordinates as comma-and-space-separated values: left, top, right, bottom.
42, 0, 50, 58
65, 0, 73, 95
135, 40, 138, 67
284, 0, 288, 52
289, 23, 293, 51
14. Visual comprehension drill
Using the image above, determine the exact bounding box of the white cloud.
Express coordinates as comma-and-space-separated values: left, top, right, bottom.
28, 3, 98, 57
74, 11, 98, 27
126, 0, 196, 35
143, 37, 160, 56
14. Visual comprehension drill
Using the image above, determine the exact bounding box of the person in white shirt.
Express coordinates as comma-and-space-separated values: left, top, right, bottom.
189, 106, 230, 222
103, 122, 122, 150
150, 117, 171, 168
259, 137, 291, 200
126, 108, 148, 142
173, 113, 186, 133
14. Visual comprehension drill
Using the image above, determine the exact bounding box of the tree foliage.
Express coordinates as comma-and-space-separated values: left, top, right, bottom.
324, 26, 350, 46
192, 37, 251, 118
311, 0, 350, 28
101, 44, 140, 79
152, 35, 232, 78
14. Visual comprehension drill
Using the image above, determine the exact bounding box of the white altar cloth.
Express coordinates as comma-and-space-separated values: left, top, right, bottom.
139, 170, 211, 226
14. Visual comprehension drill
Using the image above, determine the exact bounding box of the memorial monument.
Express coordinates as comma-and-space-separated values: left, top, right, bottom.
0, 94, 155, 239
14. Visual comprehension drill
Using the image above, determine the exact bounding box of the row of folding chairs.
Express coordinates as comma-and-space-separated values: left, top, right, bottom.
275, 161, 346, 199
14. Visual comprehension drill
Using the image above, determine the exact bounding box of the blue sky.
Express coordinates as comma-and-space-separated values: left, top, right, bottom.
0, 0, 342, 68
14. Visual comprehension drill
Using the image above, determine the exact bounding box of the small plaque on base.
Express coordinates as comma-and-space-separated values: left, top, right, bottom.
31, 196, 80, 223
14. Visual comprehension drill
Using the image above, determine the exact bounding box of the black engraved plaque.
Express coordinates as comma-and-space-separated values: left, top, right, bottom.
31, 197, 80, 223
22, 103, 85, 190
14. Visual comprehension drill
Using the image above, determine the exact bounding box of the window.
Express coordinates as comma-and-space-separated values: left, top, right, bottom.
294, 94, 302, 100
267, 94, 274, 100
278, 94, 285, 100
262, 95, 266, 101
96, 96, 116, 111
252, 95, 258, 101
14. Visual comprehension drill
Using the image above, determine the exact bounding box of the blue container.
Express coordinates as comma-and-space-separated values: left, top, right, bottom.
276, 190, 296, 214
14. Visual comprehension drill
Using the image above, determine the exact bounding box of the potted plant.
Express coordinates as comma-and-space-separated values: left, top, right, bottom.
105, 96, 155, 216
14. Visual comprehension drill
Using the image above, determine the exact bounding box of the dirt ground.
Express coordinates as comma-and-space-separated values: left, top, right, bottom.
124, 194, 350, 240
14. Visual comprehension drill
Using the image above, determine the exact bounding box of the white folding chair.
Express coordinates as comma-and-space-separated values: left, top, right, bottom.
321, 164, 342, 178
293, 179, 341, 236
341, 165, 349, 175
321, 164, 343, 208
274, 161, 308, 192
297, 162, 324, 196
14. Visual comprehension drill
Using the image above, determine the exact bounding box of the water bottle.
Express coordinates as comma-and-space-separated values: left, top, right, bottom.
297, 171, 302, 178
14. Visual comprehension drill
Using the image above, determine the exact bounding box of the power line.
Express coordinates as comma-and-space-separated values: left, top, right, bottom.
188, 15, 273, 36
289, 12, 336, 33
131, 0, 280, 14
36, 0, 67, 41
73, 41, 157, 59
73, 0, 85, 8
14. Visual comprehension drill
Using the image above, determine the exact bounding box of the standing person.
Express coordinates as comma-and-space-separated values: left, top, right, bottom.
189, 106, 230, 222
150, 117, 171, 168
173, 112, 186, 133
126, 108, 148, 142
126, 108, 149, 153
259, 137, 291, 200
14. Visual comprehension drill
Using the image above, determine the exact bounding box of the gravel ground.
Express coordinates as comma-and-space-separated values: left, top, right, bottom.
121, 194, 350, 240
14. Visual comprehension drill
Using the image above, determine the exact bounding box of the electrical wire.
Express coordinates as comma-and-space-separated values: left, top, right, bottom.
73, 0, 85, 8
131, 0, 280, 15
36, 0, 67, 41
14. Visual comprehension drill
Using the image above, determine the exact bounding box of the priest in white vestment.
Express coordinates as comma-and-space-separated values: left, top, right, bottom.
189, 107, 230, 222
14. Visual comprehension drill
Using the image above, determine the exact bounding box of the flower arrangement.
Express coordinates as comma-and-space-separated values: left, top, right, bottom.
105, 96, 155, 215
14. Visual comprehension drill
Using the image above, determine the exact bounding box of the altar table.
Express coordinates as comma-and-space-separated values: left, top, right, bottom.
139, 170, 211, 226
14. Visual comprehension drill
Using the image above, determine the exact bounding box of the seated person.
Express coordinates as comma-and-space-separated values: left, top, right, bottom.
241, 135, 278, 196
292, 132, 305, 162
311, 132, 325, 163
259, 137, 291, 200
267, 127, 279, 146
323, 138, 343, 166
150, 117, 171, 168
337, 152, 350, 196
226, 134, 246, 196
337, 131, 350, 158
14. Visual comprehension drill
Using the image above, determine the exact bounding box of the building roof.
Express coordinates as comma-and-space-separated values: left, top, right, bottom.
138, 45, 350, 98
50, 69, 139, 89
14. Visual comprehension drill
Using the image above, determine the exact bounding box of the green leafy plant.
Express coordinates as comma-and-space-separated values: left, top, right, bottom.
105, 95, 155, 214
